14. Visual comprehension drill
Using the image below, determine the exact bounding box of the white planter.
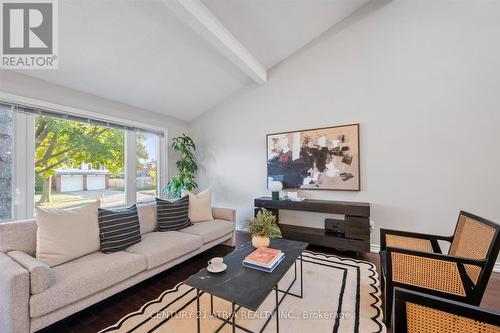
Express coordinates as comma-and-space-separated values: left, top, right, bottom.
252, 235, 270, 248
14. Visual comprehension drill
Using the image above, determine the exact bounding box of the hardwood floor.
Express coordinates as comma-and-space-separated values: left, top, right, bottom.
39, 231, 500, 333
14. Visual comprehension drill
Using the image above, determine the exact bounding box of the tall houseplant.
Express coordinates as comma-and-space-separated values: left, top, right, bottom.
164, 134, 197, 198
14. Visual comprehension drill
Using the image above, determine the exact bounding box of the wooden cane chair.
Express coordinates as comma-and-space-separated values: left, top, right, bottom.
379, 211, 500, 328
394, 287, 500, 333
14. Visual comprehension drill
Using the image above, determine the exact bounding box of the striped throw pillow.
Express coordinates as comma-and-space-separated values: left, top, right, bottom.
98, 205, 142, 253
156, 196, 192, 231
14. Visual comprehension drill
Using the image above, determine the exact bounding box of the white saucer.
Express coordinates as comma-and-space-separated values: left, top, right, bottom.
207, 263, 227, 273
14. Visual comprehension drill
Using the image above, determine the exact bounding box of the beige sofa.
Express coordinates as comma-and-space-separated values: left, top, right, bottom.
0, 206, 236, 333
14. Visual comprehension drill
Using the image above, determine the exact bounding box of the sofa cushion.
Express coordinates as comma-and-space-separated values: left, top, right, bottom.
179, 219, 234, 244
212, 207, 236, 223
137, 202, 157, 234
156, 196, 192, 231
36, 202, 101, 267
29, 251, 147, 318
126, 231, 202, 269
186, 187, 214, 222
8, 251, 55, 295
98, 205, 141, 253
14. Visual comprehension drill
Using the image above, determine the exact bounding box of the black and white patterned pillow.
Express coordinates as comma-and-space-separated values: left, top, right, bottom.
98, 205, 142, 253
156, 196, 192, 231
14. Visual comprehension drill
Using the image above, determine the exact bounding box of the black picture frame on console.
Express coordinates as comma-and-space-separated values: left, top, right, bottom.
266, 123, 360, 191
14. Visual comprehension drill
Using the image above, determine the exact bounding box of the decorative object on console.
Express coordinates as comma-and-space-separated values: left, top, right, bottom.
267, 123, 360, 191
268, 180, 282, 200
98, 205, 141, 253
164, 134, 197, 198
284, 191, 305, 201
185, 187, 214, 222
247, 209, 282, 248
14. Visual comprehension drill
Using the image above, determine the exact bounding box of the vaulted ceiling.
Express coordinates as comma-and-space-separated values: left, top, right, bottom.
10, 0, 371, 121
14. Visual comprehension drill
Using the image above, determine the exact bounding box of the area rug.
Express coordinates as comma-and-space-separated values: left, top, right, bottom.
101, 251, 385, 333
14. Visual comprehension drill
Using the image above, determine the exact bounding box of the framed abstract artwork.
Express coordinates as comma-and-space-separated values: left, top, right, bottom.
266, 123, 360, 191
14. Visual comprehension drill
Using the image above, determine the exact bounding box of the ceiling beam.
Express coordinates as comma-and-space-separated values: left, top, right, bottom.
163, 0, 267, 84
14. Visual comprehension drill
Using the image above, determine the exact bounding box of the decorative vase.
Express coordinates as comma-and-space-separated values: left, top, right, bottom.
268, 181, 283, 200
252, 235, 270, 248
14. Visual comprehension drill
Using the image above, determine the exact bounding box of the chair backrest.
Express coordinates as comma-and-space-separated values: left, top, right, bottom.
394, 287, 500, 333
449, 211, 500, 290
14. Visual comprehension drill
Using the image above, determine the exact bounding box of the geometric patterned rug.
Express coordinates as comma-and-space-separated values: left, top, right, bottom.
100, 250, 386, 333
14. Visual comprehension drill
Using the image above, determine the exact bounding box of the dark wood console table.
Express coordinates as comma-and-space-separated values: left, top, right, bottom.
254, 197, 371, 253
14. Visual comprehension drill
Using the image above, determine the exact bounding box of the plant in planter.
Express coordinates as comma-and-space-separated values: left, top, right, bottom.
247, 209, 282, 248
164, 134, 197, 198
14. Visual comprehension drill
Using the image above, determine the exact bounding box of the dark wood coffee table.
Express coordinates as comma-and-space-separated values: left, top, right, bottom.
185, 238, 308, 333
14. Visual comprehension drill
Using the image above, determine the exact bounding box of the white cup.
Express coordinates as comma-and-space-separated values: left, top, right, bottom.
208, 257, 224, 269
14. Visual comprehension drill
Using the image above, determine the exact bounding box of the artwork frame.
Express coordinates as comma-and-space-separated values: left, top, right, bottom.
266, 123, 360, 191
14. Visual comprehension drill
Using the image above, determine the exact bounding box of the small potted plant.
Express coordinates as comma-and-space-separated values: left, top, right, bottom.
247, 209, 282, 248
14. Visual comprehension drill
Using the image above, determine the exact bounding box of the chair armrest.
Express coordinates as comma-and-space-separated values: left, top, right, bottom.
386, 247, 487, 267
386, 247, 486, 298
8, 251, 55, 294
212, 207, 236, 223
0, 252, 30, 333
380, 228, 453, 252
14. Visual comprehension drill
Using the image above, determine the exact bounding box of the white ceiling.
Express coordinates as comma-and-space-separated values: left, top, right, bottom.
10, 0, 370, 121
202, 0, 370, 69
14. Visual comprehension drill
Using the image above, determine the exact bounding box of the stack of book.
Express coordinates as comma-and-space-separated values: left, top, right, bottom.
242, 247, 285, 273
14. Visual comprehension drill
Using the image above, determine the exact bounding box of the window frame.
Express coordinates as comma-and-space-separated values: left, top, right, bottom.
0, 104, 17, 221
13, 110, 35, 220
0, 92, 168, 220
134, 131, 162, 204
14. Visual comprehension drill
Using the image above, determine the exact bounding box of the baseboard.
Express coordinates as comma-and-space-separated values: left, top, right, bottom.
370, 243, 500, 273
370, 244, 380, 254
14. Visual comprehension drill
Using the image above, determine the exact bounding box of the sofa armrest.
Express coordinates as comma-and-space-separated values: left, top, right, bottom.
0, 219, 37, 256
0, 252, 30, 333
212, 207, 236, 223
8, 251, 55, 295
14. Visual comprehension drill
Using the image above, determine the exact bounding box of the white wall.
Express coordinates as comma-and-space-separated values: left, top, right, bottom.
191, 0, 500, 251
0, 71, 191, 178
